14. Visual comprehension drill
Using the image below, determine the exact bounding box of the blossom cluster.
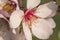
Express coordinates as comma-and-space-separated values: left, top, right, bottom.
0, 0, 58, 40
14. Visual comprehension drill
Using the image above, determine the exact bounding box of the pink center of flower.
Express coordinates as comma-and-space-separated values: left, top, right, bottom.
23, 9, 37, 26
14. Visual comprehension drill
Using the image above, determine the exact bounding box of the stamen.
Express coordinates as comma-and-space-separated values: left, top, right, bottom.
3, 0, 17, 13
23, 9, 37, 26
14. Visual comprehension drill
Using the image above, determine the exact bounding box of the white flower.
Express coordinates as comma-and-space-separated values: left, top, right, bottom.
10, 0, 58, 40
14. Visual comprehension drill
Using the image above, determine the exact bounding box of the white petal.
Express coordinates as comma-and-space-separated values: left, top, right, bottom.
46, 18, 56, 28
12, 29, 16, 34
45, 1, 58, 17
35, 1, 58, 18
0, 36, 4, 40
31, 18, 53, 39
27, 0, 41, 9
10, 10, 24, 28
23, 22, 32, 40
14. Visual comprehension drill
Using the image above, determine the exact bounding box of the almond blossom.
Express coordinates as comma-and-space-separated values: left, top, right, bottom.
10, 0, 58, 40
0, 0, 58, 40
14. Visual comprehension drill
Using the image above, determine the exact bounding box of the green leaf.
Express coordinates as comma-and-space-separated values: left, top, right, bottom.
18, 0, 27, 11
41, 0, 53, 4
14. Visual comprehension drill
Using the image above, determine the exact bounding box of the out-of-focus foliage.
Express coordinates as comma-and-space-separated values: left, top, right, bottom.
40, 0, 60, 6
40, 0, 53, 4
55, 0, 60, 6
18, 0, 27, 11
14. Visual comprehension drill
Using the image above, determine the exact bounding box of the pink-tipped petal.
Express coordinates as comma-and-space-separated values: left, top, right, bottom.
45, 1, 58, 17
34, 1, 58, 18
